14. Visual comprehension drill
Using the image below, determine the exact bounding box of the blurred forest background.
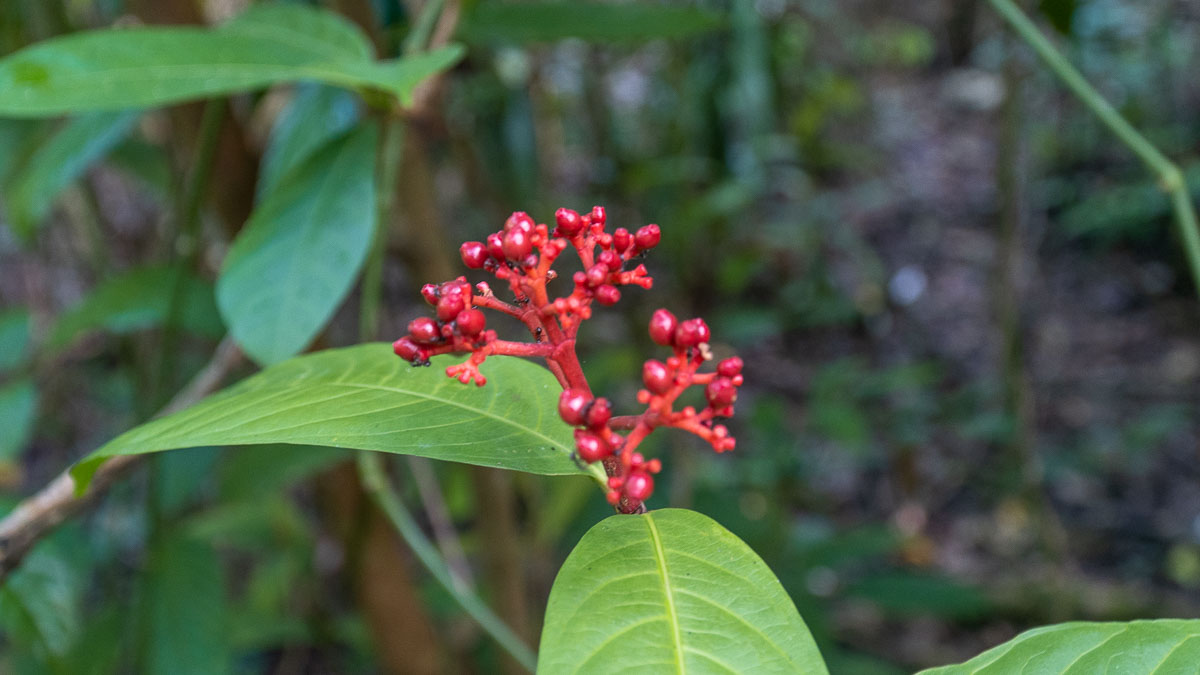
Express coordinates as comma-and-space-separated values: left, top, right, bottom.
2, 0, 1200, 673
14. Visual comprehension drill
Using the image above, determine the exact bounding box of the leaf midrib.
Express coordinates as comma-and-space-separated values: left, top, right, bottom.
646, 514, 686, 673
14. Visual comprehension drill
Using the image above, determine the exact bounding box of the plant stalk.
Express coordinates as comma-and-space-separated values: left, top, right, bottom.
356, 453, 538, 672
360, 114, 404, 341
987, 0, 1200, 294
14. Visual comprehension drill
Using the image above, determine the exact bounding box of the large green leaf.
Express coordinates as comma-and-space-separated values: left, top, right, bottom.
256, 83, 360, 201
0, 4, 464, 116
461, 2, 724, 44
4, 110, 139, 239
46, 265, 223, 351
538, 508, 828, 674
919, 620, 1200, 674
71, 345, 601, 490
217, 124, 375, 366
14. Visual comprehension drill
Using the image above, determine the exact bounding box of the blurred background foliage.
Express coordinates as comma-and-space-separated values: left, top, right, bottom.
1, 0, 1199, 673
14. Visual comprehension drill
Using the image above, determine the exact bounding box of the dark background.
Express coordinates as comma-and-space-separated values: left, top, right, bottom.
2, 0, 1199, 672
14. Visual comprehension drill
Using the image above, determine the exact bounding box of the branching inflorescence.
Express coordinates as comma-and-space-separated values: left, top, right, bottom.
392, 207, 742, 513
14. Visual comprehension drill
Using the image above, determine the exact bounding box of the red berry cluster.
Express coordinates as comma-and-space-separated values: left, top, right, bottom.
392, 207, 740, 513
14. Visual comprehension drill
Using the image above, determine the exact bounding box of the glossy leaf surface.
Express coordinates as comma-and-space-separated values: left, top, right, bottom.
539, 508, 828, 674
920, 620, 1200, 674
217, 124, 375, 366
0, 4, 463, 115
72, 345, 598, 489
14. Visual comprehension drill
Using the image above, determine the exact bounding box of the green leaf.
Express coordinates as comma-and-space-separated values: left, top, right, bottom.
47, 265, 223, 351
0, 544, 83, 658
221, 2, 374, 62
217, 124, 375, 366
0, 379, 37, 463
140, 534, 229, 675
256, 83, 360, 201
919, 620, 1200, 674
0, 119, 49, 185
461, 2, 724, 44
71, 345, 599, 491
538, 508, 829, 674
4, 111, 139, 239
0, 309, 33, 372
0, 4, 465, 116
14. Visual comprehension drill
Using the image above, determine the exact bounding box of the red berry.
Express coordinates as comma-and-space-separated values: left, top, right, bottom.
585, 264, 608, 287
595, 285, 621, 306
648, 309, 677, 346
505, 211, 534, 234
558, 389, 591, 426
717, 356, 743, 377
408, 317, 440, 343
436, 294, 465, 322
456, 309, 486, 337
674, 318, 710, 347
575, 431, 610, 463
555, 208, 584, 236
586, 398, 612, 429
590, 206, 606, 226
613, 228, 632, 252
634, 224, 661, 250
624, 472, 654, 501
460, 241, 489, 268
421, 284, 439, 305
643, 359, 672, 395
393, 337, 421, 361
598, 250, 621, 271
706, 377, 737, 408
502, 229, 532, 260
486, 233, 505, 260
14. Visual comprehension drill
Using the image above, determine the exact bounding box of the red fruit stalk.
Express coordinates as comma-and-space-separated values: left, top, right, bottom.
393, 207, 741, 513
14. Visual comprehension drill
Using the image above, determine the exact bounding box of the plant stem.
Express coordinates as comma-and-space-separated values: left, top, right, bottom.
361, 114, 404, 341
154, 98, 225, 408
987, 0, 1200, 293
356, 453, 538, 672
403, 0, 447, 55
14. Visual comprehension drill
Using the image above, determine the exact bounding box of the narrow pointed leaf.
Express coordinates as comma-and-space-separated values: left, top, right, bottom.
0, 4, 463, 115
4, 110, 139, 238
217, 124, 375, 366
919, 620, 1200, 674
539, 508, 829, 674
71, 345, 601, 490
